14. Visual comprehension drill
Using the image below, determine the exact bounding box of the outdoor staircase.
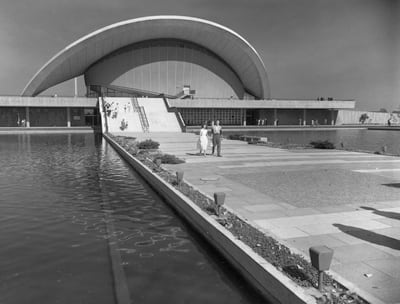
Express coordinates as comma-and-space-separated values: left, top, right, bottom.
100, 97, 142, 133
100, 97, 181, 133
136, 98, 181, 132
131, 98, 149, 132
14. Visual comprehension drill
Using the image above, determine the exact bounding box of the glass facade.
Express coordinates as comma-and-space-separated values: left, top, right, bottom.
85, 39, 246, 99
179, 108, 242, 126
0, 107, 26, 127
0, 107, 99, 128
29, 107, 67, 127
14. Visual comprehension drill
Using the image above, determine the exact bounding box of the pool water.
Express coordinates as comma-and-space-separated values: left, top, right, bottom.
0, 134, 266, 304
225, 129, 400, 155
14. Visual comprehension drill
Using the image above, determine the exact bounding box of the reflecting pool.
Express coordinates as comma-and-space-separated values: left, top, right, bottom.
0, 134, 266, 304
225, 129, 400, 154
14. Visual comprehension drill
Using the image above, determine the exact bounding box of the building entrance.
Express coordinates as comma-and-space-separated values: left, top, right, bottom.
245, 109, 259, 125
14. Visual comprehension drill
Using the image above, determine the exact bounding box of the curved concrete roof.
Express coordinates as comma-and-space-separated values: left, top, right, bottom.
22, 16, 270, 98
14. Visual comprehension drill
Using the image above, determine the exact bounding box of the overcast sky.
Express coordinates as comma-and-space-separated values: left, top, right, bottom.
0, 0, 399, 110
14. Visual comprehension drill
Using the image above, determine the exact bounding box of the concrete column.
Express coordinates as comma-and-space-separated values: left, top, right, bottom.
303, 109, 307, 125
67, 107, 71, 127
243, 109, 247, 126
274, 109, 278, 126
25, 107, 30, 127
331, 109, 335, 125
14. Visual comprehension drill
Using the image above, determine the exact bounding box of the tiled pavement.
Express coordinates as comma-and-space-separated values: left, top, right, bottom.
115, 132, 400, 303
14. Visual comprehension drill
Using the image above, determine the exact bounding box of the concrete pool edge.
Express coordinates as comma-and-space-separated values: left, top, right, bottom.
104, 133, 317, 304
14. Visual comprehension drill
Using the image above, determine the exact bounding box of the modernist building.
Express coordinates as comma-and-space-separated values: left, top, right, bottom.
0, 16, 354, 129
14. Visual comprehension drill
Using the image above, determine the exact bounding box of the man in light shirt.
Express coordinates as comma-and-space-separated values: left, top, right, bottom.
212, 120, 223, 157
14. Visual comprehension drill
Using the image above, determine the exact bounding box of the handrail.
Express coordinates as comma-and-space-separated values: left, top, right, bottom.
131, 97, 140, 111
175, 111, 186, 132
139, 106, 150, 132
131, 97, 149, 132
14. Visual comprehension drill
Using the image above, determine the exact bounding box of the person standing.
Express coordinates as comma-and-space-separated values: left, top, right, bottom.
197, 123, 208, 156
212, 120, 223, 157
210, 121, 216, 155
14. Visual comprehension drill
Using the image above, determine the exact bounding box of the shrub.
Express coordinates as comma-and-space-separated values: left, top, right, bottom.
245, 136, 261, 144
160, 154, 185, 164
359, 113, 369, 124
126, 143, 138, 155
138, 139, 160, 150
120, 119, 128, 131
309, 140, 335, 149
228, 134, 243, 140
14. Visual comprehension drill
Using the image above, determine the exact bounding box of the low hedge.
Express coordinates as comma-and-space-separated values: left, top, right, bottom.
310, 140, 335, 149
138, 139, 160, 150
228, 134, 243, 140
159, 153, 185, 164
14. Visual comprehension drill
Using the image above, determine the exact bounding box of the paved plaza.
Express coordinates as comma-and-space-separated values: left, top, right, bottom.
115, 131, 400, 303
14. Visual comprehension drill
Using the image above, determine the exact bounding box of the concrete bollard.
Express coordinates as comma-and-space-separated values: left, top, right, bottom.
213, 192, 226, 217
176, 171, 184, 186
309, 246, 334, 292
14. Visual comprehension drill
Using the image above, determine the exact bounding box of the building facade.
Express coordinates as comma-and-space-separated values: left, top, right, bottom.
0, 16, 354, 129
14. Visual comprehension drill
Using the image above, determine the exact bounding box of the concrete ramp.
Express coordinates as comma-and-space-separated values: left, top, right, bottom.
102, 97, 142, 133
137, 98, 181, 132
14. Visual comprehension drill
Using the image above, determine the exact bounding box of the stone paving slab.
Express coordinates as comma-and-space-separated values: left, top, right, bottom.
329, 232, 369, 245
242, 204, 287, 212
285, 234, 348, 252
332, 243, 395, 263
365, 257, 400, 279
331, 262, 399, 301
124, 132, 400, 303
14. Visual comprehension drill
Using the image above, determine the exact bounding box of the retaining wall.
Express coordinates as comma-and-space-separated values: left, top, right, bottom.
104, 133, 317, 304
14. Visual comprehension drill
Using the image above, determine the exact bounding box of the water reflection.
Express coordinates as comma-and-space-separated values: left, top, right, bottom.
226, 129, 400, 154
0, 134, 266, 304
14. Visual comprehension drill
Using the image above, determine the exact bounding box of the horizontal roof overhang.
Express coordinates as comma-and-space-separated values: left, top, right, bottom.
22, 16, 270, 99
0, 96, 98, 107
167, 99, 356, 109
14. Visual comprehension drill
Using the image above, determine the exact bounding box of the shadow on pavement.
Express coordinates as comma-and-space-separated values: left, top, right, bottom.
382, 183, 400, 188
333, 223, 400, 250
360, 206, 400, 220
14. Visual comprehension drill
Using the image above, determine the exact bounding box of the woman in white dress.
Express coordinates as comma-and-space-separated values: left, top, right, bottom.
197, 123, 208, 156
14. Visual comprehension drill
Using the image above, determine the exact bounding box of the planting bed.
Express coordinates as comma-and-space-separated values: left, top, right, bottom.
110, 134, 369, 304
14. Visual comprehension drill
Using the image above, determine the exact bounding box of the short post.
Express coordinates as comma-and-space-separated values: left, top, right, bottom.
155, 158, 162, 167
213, 192, 226, 217
176, 171, 184, 187
309, 246, 334, 292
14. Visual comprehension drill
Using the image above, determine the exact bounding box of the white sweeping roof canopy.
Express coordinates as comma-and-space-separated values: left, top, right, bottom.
22, 15, 270, 98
